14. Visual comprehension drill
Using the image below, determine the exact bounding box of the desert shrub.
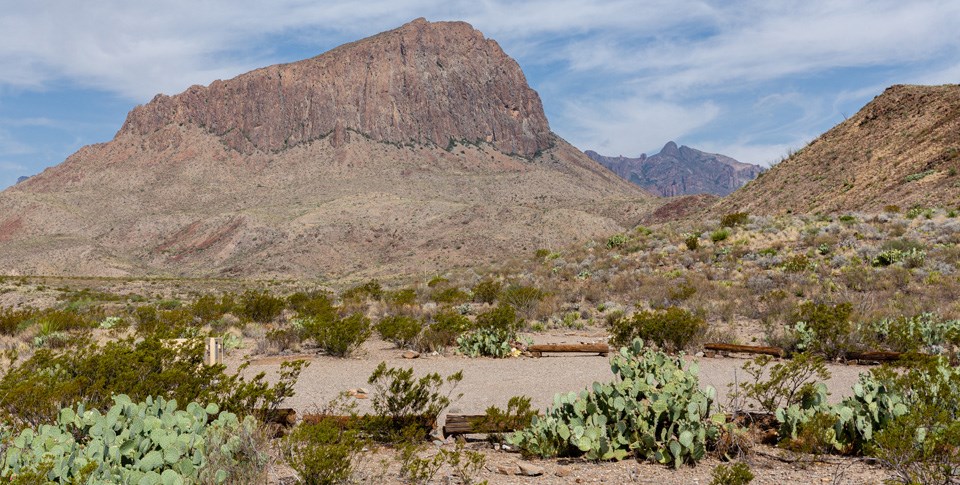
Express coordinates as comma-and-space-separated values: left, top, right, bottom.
387, 288, 418, 308
606, 233, 628, 249
609, 307, 706, 352
791, 301, 853, 358
0, 336, 305, 428
1, 395, 267, 484
499, 285, 544, 319
288, 291, 337, 319
872, 247, 926, 268
282, 420, 364, 485
884, 205, 901, 213
711, 228, 730, 243
303, 313, 371, 357
376, 315, 422, 348
781, 254, 809, 273
534, 248, 551, 259
684, 233, 700, 250
399, 440, 486, 485
342, 279, 384, 302
426, 275, 449, 288
0, 307, 35, 335
237, 290, 285, 323
720, 212, 750, 228
367, 362, 462, 438
431, 286, 470, 305
734, 353, 830, 414
189, 293, 236, 322
418, 309, 470, 352
476, 396, 538, 441
710, 462, 754, 485
457, 304, 523, 357
471, 279, 502, 304
508, 339, 725, 466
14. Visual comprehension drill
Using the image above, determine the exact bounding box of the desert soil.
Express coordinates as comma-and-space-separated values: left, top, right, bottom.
234, 330, 889, 484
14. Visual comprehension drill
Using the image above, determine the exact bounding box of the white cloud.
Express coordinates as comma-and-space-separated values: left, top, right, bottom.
559, 96, 720, 156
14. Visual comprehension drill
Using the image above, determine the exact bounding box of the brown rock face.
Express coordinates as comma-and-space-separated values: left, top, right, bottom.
120, 18, 552, 158
586, 142, 763, 197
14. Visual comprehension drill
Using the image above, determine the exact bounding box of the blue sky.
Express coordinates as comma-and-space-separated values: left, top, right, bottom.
1, 1, 959, 188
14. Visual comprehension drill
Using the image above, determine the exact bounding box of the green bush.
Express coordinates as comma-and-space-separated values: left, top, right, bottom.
734, 353, 830, 414
288, 291, 337, 320
508, 339, 725, 467
710, 228, 730, 243
499, 286, 543, 319
341, 279, 384, 301
684, 234, 700, 251
367, 362, 462, 438
304, 313, 372, 357
237, 290, 285, 323
388, 288, 418, 307
431, 287, 470, 305
282, 420, 364, 485
1, 395, 266, 484
457, 327, 517, 358
606, 233, 628, 249
710, 462, 754, 485
0, 336, 305, 428
418, 309, 471, 352
865, 313, 960, 354
609, 307, 705, 352
782, 254, 809, 273
0, 307, 35, 335
471, 279, 502, 304
376, 315, 422, 348
719, 212, 749, 228
791, 301, 853, 358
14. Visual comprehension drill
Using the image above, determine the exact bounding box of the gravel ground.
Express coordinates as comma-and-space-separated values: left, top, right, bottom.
236, 330, 889, 484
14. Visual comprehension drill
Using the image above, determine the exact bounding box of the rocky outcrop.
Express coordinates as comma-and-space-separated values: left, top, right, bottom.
119, 18, 552, 158
0, 19, 650, 279
586, 142, 763, 197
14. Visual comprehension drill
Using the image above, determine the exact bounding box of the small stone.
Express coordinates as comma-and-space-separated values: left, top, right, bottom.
555, 466, 572, 477
354, 393, 368, 399
704, 351, 717, 358
402, 350, 420, 359
695, 351, 704, 358
518, 461, 544, 476
497, 464, 520, 475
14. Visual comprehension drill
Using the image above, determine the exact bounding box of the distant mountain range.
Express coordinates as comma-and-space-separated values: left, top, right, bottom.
586, 142, 764, 197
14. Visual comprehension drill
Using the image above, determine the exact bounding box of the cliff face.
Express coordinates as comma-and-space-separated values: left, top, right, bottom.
120, 18, 552, 158
0, 19, 651, 279
587, 142, 763, 197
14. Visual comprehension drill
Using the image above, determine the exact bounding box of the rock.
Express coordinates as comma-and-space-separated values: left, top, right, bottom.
517, 461, 544, 476
402, 350, 420, 359
555, 466, 572, 477
497, 463, 520, 475
695, 351, 704, 358
121, 19, 551, 159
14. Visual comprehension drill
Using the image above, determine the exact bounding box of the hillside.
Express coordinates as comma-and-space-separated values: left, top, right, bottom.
0, 19, 651, 280
586, 142, 762, 197
716, 84, 960, 214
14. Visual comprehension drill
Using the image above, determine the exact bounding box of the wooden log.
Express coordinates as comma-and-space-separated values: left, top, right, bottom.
847, 351, 903, 362
527, 343, 611, 357
443, 414, 527, 436
703, 343, 784, 358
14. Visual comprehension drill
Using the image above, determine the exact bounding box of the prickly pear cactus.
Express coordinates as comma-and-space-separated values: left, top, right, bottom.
1, 395, 258, 484
508, 339, 725, 467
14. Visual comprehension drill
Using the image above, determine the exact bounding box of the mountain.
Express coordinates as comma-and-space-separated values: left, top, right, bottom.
0, 18, 651, 279
15, 176, 30, 184
716, 84, 960, 214
585, 142, 763, 197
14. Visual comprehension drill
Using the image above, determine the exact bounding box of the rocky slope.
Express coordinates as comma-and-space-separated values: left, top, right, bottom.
586, 142, 763, 197
715, 84, 960, 214
0, 19, 650, 280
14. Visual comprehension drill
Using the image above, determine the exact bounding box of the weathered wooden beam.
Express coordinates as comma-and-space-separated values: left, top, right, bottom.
527, 343, 610, 357
442, 414, 527, 436
704, 343, 785, 358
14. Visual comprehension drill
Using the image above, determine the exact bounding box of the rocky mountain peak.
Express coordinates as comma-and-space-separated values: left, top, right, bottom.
119, 18, 552, 158
660, 141, 680, 157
